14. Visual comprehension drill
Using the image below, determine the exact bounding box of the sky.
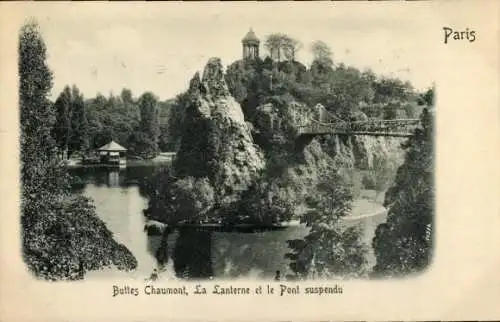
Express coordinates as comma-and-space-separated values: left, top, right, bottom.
25, 3, 438, 101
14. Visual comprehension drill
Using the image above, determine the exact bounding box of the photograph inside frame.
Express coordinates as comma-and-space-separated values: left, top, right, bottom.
19, 4, 435, 283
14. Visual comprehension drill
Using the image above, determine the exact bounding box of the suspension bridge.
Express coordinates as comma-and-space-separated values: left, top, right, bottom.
296, 107, 421, 139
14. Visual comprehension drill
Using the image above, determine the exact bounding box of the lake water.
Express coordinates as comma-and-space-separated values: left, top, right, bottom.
70, 165, 386, 280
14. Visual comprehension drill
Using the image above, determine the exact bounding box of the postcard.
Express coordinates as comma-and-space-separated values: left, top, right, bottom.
0, 1, 499, 321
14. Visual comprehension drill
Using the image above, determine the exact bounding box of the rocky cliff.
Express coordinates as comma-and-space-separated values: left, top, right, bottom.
172, 59, 405, 222
329, 135, 406, 170
174, 58, 265, 207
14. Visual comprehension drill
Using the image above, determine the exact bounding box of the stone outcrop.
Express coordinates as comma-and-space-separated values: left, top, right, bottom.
351, 136, 405, 169
329, 135, 405, 170
174, 58, 265, 207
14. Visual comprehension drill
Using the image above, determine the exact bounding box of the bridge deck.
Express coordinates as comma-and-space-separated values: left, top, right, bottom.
296, 118, 420, 138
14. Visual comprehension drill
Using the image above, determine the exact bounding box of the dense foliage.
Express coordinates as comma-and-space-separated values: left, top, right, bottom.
286, 167, 368, 279
84, 91, 139, 150
146, 173, 215, 224
20, 20, 137, 280
264, 33, 302, 62
19, 20, 67, 197
51, 86, 183, 158
53, 85, 89, 156
236, 163, 297, 225
372, 89, 434, 277
127, 92, 161, 158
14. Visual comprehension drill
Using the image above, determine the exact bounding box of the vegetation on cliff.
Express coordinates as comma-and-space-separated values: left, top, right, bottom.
372, 89, 434, 277
225, 37, 420, 196
145, 59, 265, 225
20, 20, 137, 280
226, 38, 421, 128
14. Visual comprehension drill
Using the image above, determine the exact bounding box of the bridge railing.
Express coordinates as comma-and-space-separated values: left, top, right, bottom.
347, 119, 421, 134
297, 117, 421, 136
297, 118, 348, 135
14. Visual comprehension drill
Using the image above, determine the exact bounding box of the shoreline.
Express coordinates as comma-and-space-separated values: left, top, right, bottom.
66, 158, 174, 169
143, 198, 387, 234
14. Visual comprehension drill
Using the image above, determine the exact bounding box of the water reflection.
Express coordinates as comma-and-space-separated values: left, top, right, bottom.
71, 165, 384, 280
70, 165, 311, 280
173, 229, 214, 279
147, 227, 311, 280
70, 165, 163, 197
70, 166, 160, 278
108, 170, 120, 186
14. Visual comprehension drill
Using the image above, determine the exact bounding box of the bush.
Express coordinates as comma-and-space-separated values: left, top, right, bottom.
22, 194, 137, 280
145, 172, 216, 224
170, 177, 215, 222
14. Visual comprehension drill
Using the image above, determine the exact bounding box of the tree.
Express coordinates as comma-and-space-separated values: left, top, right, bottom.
139, 92, 160, 141
310, 40, 334, 68
19, 19, 66, 196
165, 93, 188, 151
53, 85, 89, 156
128, 92, 160, 158
120, 88, 134, 105
283, 37, 302, 61
264, 33, 301, 62
170, 177, 215, 223
68, 85, 88, 154
237, 178, 295, 225
145, 174, 215, 224
264, 33, 285, 62
418, 86, 435, 107
286, 169, 368, 279
53, 86, 72, 156
373, 77, 412, 104
372, 104, 434, 277
84, 90, 142, 149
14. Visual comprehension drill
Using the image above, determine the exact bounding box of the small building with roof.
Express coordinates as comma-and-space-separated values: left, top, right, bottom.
242, 28, 260, 60
98, 140, 127, 167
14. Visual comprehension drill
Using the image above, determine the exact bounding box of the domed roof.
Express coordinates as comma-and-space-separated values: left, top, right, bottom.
242, 29, 260, 43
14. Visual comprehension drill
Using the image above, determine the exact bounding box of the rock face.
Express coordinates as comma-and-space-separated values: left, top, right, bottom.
283, 140, 338, 210
254, 100, 310, 136
351, 136, 405, 169
251, 98, 312, 157
329, 135, 406, 170
174, 58, 265, 207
